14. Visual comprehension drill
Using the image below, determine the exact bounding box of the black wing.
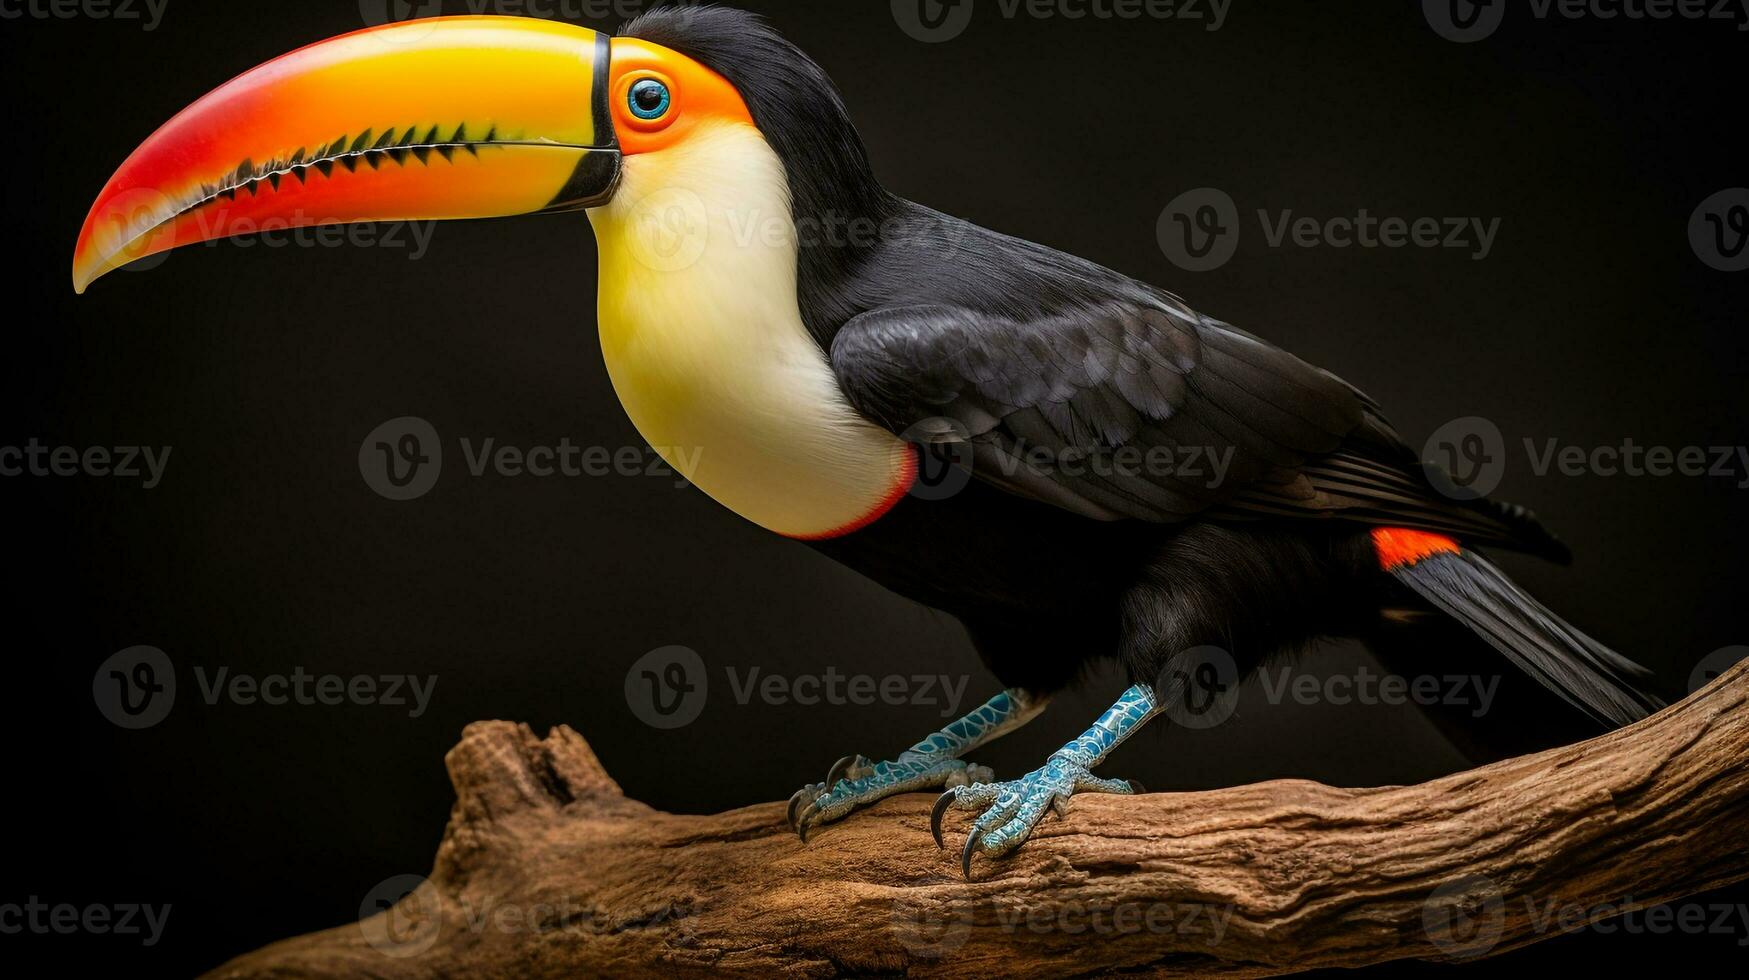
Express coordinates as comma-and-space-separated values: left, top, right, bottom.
829, 296, 1563, 558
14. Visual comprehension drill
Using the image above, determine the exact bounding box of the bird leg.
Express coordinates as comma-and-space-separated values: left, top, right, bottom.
933, 683, 1160, 877
790, 688, 1048, 840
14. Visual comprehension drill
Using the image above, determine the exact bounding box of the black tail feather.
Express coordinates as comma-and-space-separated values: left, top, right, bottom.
1389, 549, 1663, 727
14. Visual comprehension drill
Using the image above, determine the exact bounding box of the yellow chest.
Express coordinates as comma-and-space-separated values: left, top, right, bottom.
586, 123, 911, 538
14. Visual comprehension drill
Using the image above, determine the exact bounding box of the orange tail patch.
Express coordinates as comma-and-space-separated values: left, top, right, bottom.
1372, 528, 1462, 571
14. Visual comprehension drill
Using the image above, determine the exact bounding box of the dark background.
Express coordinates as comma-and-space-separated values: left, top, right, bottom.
4, 0, 1746, 974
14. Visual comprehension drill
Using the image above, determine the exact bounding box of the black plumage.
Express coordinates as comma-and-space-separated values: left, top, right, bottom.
622, 8, 1657, 718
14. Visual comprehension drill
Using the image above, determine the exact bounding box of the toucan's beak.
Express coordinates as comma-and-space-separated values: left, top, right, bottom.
73, 16, 619, 293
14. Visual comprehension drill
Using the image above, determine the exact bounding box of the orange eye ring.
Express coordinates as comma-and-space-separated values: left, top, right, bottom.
606, 37, 753, 155
613, 70, 680, 135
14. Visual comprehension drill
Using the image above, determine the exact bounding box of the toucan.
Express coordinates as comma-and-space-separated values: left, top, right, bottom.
74, 7, 1664, 876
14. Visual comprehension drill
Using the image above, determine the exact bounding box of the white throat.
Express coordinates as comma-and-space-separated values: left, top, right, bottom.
586, 121, 912, 538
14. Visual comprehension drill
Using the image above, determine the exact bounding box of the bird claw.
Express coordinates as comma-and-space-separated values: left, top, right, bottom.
934, 758, 1141, 878
786, 783, 824, 829
824, 754, 862, 789
796, 800, 823, 843
786, 754, 980, 843
930, 789, 956, 849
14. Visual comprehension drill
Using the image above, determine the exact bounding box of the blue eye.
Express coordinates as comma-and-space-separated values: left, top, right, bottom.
628, 79, 671, 120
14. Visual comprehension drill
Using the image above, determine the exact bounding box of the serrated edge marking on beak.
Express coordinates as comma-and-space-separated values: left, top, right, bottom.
170, 125, 608, 225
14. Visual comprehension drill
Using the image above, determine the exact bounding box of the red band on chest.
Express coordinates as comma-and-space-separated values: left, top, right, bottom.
788, 445, 918, 542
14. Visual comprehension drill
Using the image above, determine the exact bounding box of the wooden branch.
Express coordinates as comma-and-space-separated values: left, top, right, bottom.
204, 660, 1749, 978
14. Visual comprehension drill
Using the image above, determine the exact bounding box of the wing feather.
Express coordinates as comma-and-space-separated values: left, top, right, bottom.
829, 298, 1551, 553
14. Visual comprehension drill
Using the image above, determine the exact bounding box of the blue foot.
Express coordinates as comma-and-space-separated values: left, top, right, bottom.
789, 753, 994, 841
931, 758, 1144, 877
